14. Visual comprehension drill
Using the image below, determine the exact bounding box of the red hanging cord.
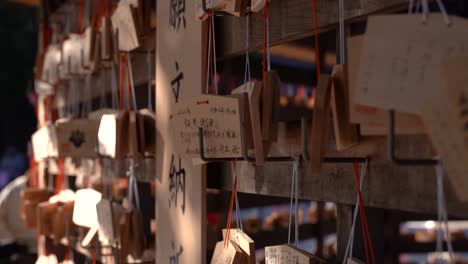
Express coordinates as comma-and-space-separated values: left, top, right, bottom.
124, 53, 132, 111
352, 161, 376, 264
311, 0, 321, 79
77, 0, 85, 33
119, 53, 124, 110
224, 160, 237, 247
203, 11, 212, 93
55, 158, 65, 194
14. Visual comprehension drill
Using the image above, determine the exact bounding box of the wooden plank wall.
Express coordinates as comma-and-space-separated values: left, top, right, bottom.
221, 124, 468, 217
219, 0, 407, 57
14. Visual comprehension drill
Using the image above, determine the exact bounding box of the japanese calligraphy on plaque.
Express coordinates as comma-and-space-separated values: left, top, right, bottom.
265, 245, 324, 264
169, 94, 243, 160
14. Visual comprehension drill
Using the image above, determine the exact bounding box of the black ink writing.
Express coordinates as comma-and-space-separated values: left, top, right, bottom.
171, 62, 184, 103
169, 241, 183, 264
169, 155, 186, 214
169, 0, 186, 31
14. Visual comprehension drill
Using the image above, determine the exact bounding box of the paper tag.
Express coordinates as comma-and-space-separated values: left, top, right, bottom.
355, 14, 468, 114
169, 94, 243, 160
112, 2, 140, 51
222, 229, 255, 264
265, 245, 323, 264
232, 81, 264, 165
210, 241, 242, 264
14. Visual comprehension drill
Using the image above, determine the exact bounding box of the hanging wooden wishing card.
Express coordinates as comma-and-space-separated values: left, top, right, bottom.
31, 124, 59, 161
346, 35, 424, 135
137, 109, 156, 156
354, 15, 468, 114
60, 34, 82, 78
41, 44, 62, 85
72, 188, 102, 246
417, 56, 468, 201
37, 201, 58, 236
97, 199, 123, 243
262, 71, 280, 156
98, 111, 130, 159
222, 228, 256, 264
251, 0, 267, 13
20, 189, 54, 228
80, 26, 98, 73
211, 240, 243, 264
112, 1, 141, 51
331, 65, 359, 151
55, 118, 100, 158
169, 94, 243, 161
100, 16, 114, 62
265, 245, 326, 264
232, 81, 264, 165
309, 75, 331, 176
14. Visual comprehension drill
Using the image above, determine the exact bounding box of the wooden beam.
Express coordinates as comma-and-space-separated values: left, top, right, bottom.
219, 0, 407, 58
220, 124, 468, 218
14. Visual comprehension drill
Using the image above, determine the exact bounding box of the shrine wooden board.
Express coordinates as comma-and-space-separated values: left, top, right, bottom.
55, 119, 100, 158
222, 228, 256, 264
354, 14, 468, 114
330, 64, 359, 151
232, 81, 264, 165
169, 94, 243, 160
347, 34, 425, 135
156, 0, 206, 263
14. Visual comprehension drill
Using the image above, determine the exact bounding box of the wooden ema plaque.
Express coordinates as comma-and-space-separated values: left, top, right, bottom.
112, 1, 140, 52
354, 15, 468, 114
170, 94, 243, 160
331, 65, 359, 151
232, 81, 264, 165
262, 71, 281, 156
418, 56, 468, 201
56, 119, 100, 158
309, 75, 332, 176
98, 111, 130, 159
347, 35, 424, 135
265, 245, 326, 264
41, 44, 62, 85
222, 228, 256, 264
32, 124, 58, 162
156, 0, 205, 262
211, 240, 243, 264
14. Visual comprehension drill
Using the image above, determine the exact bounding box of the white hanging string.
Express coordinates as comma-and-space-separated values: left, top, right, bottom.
127, 53, 138, 111
338, 0, 345, 64
146, 50, 153, 110
244, 14, 251, 84
416, 0, 450, 25
211, 13, 218, 95
288, 157, 300, 247
342, 159, 369, 263
205, 15, 212, 95
127, 159, 140, 209
111, 63, 119, 110
435, 163, 454, 263
232, 162, 243, 231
